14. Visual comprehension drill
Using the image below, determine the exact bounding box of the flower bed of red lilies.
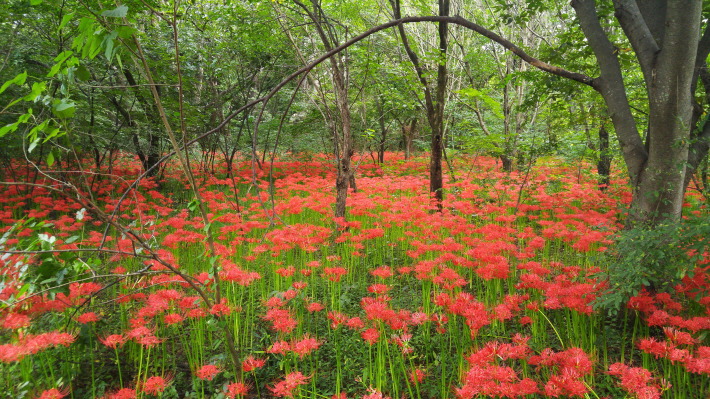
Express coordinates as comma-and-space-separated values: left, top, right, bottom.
0, 153, 708, 399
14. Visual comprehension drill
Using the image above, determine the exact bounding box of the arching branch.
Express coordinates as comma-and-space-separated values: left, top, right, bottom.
111, 15, 593, 219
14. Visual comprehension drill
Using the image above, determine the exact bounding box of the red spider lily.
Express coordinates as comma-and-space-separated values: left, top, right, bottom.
276, 266, 296, 277
163, 313, 184, 325
518, 315, 533, 325
323, 267, 348, 282
68, 282, 103, 300
2, 313, 31, 329
267, 340, 291, 355
35, 387, 69, 399
135, 335, 164, 348
637, 337, 670, 359
306, 301, 324, 312
361, 387, 390, 399
362, 298, 397, 323
662, 327, 697, 345
141, 375, 172, 395
263, 308, 298, 333
224, 382, 249, 398
327, 311, 347, 329
361, 328, 379, 345
196, 364, 221, 381
99, 334, 125, 349
242, 355, 266, 372
370, 266, 393, 279
268, 371, 310, 397
291, 335, 321, 358
608, 363, 670, 399
283, 289, 298, 300
456, 364, 539, 398
0, 331, 75, 362
209, 299, 232, 316
409, 368, 425, 384
76, 312, 100, 324
186, 308, 208, 319
367, 284, 391, 295
410, 311, 429, 325
684, 346, 710, 374
265, 296, 287, 308
219, 262, 261, 286
346, 317, 365, 330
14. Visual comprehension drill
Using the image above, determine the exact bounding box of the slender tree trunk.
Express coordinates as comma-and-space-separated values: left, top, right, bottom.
122, 69, 162, 177
291, 0, 356, 220
377, 96, 387, 163
390, 0, 448, 210
597, 124, 611, 191
403, 118, 416, 159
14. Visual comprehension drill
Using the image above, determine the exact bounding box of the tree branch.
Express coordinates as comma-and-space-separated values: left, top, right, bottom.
613, 0, 659, 91
571, 0, 647, 185
110, 14, 595, 214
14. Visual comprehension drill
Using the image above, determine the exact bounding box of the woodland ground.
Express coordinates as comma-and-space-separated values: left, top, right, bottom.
0, 152, 708, 399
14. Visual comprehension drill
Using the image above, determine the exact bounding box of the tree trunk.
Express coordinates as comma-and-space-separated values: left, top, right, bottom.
377, 97, 387, 164
501, 155, 513, 173
122, 69, 163, 177
402, 118, 416, 159
390, 0, 448, 211
297, 0, 356, 220
597, 124, 611, 191
429, 114, 444, 206
571, 0, 703, 227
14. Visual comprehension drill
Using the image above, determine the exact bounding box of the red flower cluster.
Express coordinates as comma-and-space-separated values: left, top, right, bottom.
268, 371, 310, 397
0, 331, 75, 362
608, 363, 669, 399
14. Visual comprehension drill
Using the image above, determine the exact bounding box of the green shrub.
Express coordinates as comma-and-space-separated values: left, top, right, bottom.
595, 212, 710, 314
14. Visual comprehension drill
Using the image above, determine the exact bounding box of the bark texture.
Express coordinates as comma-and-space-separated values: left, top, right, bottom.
572, 0, 705, 226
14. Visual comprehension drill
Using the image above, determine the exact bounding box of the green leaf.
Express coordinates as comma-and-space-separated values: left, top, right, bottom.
28, 137, 40, 153
0, 110, 32, 138
103, 31, 119, 62
52, 99, 76, 119
30, 0, 42, 5
42, 127, 61, 142
23, 82, 47, 102
75, 65, 91, 81
101, 5, 128, 18
46, 150, 55, 167
59, 12, 75, 31
47, 51, 74, 77
65, 235, 80, 244
27, 119, 47, 145
0, 72, 27, 95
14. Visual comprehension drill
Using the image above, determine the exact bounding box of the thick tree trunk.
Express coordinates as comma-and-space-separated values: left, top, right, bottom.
625, 1, 700, 226
501, 155, 513, 172
572, 0, 702, 227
